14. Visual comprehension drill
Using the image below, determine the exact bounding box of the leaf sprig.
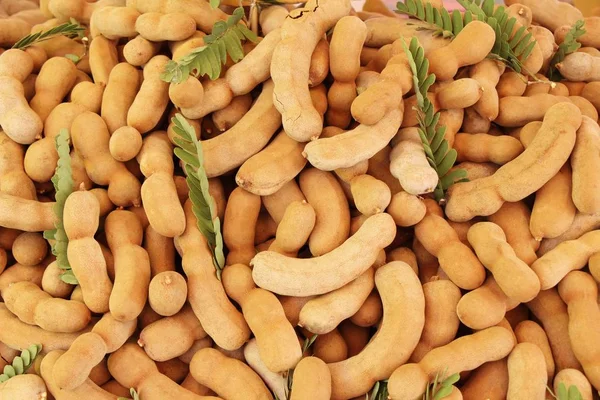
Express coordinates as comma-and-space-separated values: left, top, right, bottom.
12, 19, 85, 50
0, 344, 42, 383
423, 370, 460, 400
401, 37, 467, 202
43, 129, 78, 285
160, 7, 258, 83
171, 114, 225, 280
547, 20, 586, 82
396, 0, 536, 73
367, 380, 389, 400
548, 383, 584, 400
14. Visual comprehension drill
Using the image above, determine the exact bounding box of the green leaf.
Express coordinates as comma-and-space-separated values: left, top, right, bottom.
568, 385, 583, 400
160, 7, 257, 83
44, 129, 77, 285
441, 169, 468, 189
12, 20, 85, 50
171, 114, 225, 279
0, 344, 42, 382
451, 10, 463, 34
302, 334, 318, 353
557, 383, 569, 400
547, 19, 586, 81
433, 385, 453, 400
209, 0, 220, 9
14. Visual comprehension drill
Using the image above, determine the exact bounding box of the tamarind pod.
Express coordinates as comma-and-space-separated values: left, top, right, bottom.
461, 359, 509, 400
291, 357, 331, 400
236, 130, 306, 196
101, 62, 141, 134
271, 0, 351, 142
558, 271, 600, 389
299, 268, 374, 335
507, 342, 548, 400
531, 230, 600, 290
390, 127, 438, 195
107, 343, 220, 400
514, 320, 555, 380
268, 200, 316, 257
446, 102, 581, 222
388, 327, 515, 400
0, 193, 54, 231
88, 36, 118, 86
571, 116, 600, 214
526, 288, 582, 371
539, 212, 600, 255
530, 164, 576, 240
330, 16, 367, 82
0, 373, 47, 400
304, 106, 404, 171
553, 369, 594, 400
251, 213, 396, 296
0, 303, 88, 352
328, 262, 424, 399
410, 279, 461, 362
201, 79, 281, 177
0, 76, 43, 145
175, 200, 250, 350
262, 179, 305, 225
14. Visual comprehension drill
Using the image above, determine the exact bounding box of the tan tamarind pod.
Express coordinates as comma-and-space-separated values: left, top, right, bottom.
123, 35, 162, 67
222, 263, 302, 373
254, 212, 277, 245
268, 200, 316, 257
135, 12, 196, 42
507, 342, 547, 400
145, 225, 176, 277
259, 6, 287, 35
148, 271, 187, 317
531, 230, 600, 290
558, 271, 600, 390
178, 78, 232, 120
386, 247, 418, 274
29, 56, 77, 122
0, 49, 34, 82
0, 303, 86, 353
64, 190, 113, 314
571, 116, 600, 214
299, 268, 374, 334
530, 164, 576, 240
488, 201, 539, 265
457, 275, 519, 331
590, 252, 600, 283
289, 356, 331, 400
270, 0, 351, 142
514, 320, 555, 380
338, 320, 370, 357
570, 95, 599, 121
308, 38, 329, 87
349, 290, 383, 328
138, 304, 207, 362
461, 358, 509, 400
539, 212, 600, 256
127, 55, 170, 134
454, 133, 523, 165
262, 179, 306, 225
0, 262, 45, 294
105, 210, 151, 321
436, 78, 484, 110
0, 373, 47, 400
223, 187, 261, 266
325, 80, 357, 129
299, 168, 351, 256
469, 57, 505, 121
497, 71, 527, 98
236, 130, 307, 196
89, 36, 118, 86
252, 213, 395, 297
169, 76, 204, 110
414, 200, 486, 290
90, 5, 140, 40
554, 369, 594, 400
410, 278, 461, 362
175, 200, 250, 350
109, 126, 142, 162
137, 131, 186, 237
42, 260, 74, 299
1, 281, 91, 333
101, 62, 141, 134
312, 329, 348, 363
388, 327, 515, 400
189, 347, 271, 400
243, 339, 286, 400
101, 380, 131, 397
526, 288, 582, 371
107, 343, 217, 400
349, 174, 391, 217
330, 16, 367, 82
461, 106, 491, 134
367, 146, 403, 194
212, 94, 252, 132
386, 190, 426, 227
468, 222, 540, 303
70, 81, 104, 114
390, 127, 438, 195
11, 232, 46, 266
328, 262, 425, 399
179, 337, 213, 364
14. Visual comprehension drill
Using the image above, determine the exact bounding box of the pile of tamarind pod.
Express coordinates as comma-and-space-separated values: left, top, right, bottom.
0, 0, 600, 399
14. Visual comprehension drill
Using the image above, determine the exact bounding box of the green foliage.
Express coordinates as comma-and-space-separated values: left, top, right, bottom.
43, 129, 77, 285
401, 37, 467, 202
548, 383, 584, 400
367, 380, 389, 400
12, 19, 85, 50
118, 388, 140, 400
396, 0, 536, 73
161, 7, 258, 83
171, 114, 225, 280
547, 20, 586, 81
209, 0, 220, 9
0, 344, 42, 383
302, 334, 318, 353
423, 370, 460, 400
